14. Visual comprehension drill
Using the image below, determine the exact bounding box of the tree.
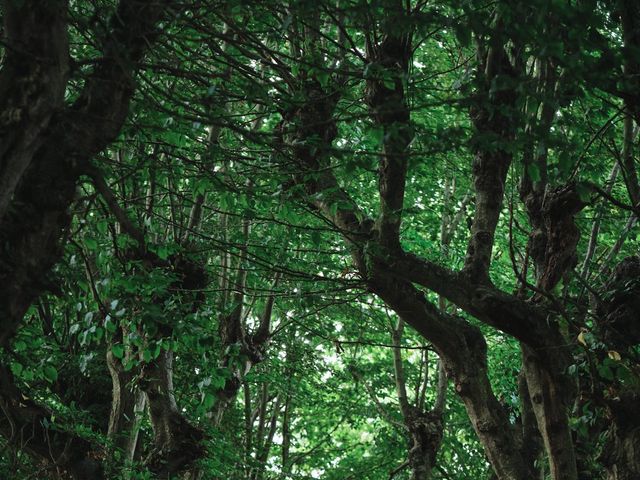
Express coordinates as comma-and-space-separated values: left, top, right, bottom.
1, 1, 639, 479
0, 0, 181, 477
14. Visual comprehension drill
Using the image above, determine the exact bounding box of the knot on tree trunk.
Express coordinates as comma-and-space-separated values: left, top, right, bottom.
596, 256, 640, 349
407, 407, 444, 457
600, 392, 640, 480
536, 183, 586, 292
145, 411, 205, 477
403, 407, 443, 480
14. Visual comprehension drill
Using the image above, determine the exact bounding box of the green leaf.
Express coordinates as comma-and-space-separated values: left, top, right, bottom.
105, 318, 117, 333
203, 392, 216, 410
157, 245, 170, 260
112, 344, 125, 359
598, 364, 614, 381
527, 163, 541, 183
43, 365, 58, 383
143, 348, 153, 363
96, 219, 109, 235
11, 362, 23, 376
316, 70, 330, 88
85, 238, 98, 251
382, 71, 395, 90
94, 326, 104, 342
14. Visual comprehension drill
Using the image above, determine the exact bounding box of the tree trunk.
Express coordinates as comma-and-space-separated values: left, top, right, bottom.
405, 408, 442, 480
0, 0, 69, 221
516, 361, 543, 478
107, 342, 146, 470
601, 392, 640, 480
370, 276, 528, 480
522, 345, 577, 480
391, 319, 443, 480
107, 350, 138, 446
142, 350, 204, 477
597, 257, 640, 479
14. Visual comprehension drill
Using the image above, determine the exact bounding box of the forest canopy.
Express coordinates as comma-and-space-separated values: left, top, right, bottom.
1, 0, 640, 479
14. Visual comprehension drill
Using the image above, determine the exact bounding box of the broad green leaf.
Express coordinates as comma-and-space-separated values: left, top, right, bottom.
112, 344, 125, 359
43, 365, 58, 383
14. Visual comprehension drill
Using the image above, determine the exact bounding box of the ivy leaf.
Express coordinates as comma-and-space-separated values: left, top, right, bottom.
157, 245, 169, 260
94, 326, 104, 342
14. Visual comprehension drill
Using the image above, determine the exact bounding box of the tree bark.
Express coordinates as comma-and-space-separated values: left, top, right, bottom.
601, 392, 640, 480
597, 257, 640, 479
142, 350, 205, 477
0, 0, 69, 221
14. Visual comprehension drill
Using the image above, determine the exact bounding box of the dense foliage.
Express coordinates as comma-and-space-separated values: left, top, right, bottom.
1, 1, 640, 479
